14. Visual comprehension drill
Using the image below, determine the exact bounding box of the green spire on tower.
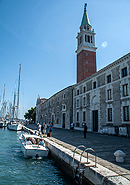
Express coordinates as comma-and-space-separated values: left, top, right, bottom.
81, 3, 91, 27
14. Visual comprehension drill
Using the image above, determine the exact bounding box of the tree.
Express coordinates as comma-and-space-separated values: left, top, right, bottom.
24, 107, 36, 123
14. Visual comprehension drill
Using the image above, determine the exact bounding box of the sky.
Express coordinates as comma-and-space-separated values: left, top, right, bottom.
0, 0, 130, 119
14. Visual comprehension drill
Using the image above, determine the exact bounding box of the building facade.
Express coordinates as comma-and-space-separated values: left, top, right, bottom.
36, 86, 73, 129
36, 4, 130, 134
73, 53, 130, 132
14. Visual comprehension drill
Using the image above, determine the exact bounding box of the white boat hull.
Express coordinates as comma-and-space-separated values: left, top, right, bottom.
19, 134, 49, 158
21, 143, 49, 158
8, 123, 23, 131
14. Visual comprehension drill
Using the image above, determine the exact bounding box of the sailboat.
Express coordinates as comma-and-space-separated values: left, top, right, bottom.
8, 64, 23, 131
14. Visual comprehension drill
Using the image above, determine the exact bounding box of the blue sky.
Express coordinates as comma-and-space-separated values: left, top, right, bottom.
0, 0, 130, 119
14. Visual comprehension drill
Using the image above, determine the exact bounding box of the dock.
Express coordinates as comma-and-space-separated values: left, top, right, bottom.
23, 125, 130, 185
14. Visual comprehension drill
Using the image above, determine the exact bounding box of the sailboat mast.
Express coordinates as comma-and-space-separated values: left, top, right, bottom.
16, 64, 21, 119
2, 84, 6, 119
12, 82, 16, 120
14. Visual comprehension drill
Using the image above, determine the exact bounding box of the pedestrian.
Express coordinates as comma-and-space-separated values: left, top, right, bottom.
71, 122, 74, 132
83, 123, 87, 138
49, 122, 53, 137
37, 123, 41, 134
43, 122, 47, 136
41, 123, 44, 134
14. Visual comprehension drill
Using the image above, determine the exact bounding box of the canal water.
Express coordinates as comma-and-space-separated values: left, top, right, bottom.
0, 127, 73, 185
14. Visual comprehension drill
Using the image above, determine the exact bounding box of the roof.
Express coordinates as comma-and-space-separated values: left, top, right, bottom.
81, 3, 91, 27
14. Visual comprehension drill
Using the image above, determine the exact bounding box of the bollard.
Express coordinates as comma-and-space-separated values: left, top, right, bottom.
114, 150, 126, 163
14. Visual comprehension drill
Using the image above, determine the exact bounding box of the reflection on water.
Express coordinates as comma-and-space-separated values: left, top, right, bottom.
0, 128, 73, 185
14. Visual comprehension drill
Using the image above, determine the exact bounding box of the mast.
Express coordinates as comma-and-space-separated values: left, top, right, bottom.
1, 84, 6, 119
12, 82, 16, 120
16, 64, 21, 119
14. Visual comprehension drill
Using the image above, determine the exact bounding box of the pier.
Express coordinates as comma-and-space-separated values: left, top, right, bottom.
24, 125, 130, 184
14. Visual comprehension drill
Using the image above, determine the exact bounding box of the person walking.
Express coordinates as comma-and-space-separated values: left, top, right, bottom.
43, 122, 47, 136
83, 123, 87, 138
49, 122, 53, 137
71, 122, 74, 132
37, 123, 41, 134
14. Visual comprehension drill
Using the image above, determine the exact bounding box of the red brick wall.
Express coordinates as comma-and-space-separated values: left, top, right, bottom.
77, 50, 96, 83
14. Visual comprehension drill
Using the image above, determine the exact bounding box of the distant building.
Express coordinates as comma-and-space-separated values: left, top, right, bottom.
36, 4, 130, 134
36, 86, 73, 129
36, 97, 47, 123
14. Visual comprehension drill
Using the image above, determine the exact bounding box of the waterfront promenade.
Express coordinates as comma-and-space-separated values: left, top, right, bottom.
27, 124, 130, 181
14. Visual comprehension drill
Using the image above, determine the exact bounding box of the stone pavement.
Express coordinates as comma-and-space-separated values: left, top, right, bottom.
26, 124, 130, 180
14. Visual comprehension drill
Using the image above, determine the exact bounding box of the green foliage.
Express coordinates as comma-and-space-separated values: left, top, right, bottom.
24, 107, 36, 122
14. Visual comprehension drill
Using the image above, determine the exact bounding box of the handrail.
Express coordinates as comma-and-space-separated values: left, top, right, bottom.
72, 145, 86, 168
72, 145, 86, 178
79, 148, 96, 173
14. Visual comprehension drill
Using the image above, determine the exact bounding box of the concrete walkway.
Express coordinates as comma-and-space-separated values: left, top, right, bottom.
26, 124, 130, 181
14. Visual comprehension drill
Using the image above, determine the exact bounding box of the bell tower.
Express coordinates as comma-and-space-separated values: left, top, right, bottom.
76, 4, 97, 83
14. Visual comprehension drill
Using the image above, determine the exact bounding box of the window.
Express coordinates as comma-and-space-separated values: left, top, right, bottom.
107, 75, 111, 83
122, 67, 127, 77
123, 106, 129, 121
85, 35, 88, 42
88, 35, 90, 43
57, 106, 59, 112
63, 93, 65, 99
91, 36, 93, 43
123, 84, 128, 97
86, 53, 87, 56
77, 99, 79, 107
108, 108, 112, 121
86, 60, 88, 64
77, 112, 79, 121
87, 26, 89, 30
83, 111, 86, 122
77, 89, 79, 95
86, 69, 88, 72
62, 104, 66, 110
93, 81, 96, 89
83, 97, 86, 106
107, 89, 112, 100
83, 86, 86, 93
57, 96, 59, 101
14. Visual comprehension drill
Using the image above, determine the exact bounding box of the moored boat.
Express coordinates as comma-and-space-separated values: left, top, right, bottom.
19, 133, 49, 158
0, 121, 5, 128
8, 121, 23, 131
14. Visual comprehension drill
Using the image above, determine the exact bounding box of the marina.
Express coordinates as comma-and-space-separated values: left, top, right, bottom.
0, 127, 73, 185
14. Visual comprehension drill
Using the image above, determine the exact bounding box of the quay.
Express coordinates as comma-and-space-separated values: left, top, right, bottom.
24, 124, 130, 185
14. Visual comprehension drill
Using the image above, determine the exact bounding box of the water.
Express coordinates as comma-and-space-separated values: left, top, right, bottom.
0, 128, 73, 185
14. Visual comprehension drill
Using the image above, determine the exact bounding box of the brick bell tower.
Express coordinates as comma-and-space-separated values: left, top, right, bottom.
76, 4, 97, 83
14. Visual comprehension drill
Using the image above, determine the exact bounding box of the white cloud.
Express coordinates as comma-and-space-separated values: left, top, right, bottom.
101, 41, 108, 48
